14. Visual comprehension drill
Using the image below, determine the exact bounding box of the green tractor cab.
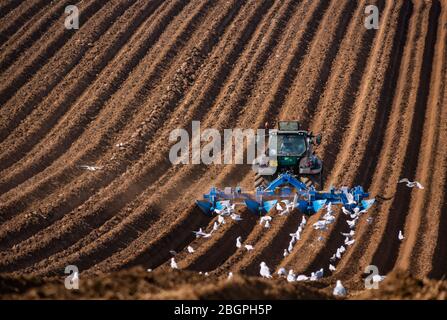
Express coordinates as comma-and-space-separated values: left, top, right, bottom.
254, 121, 324, 189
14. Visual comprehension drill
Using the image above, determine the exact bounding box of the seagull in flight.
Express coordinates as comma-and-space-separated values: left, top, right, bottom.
398, 178, 424, 189
79, 165, 103, 171
193, 228, 212, 238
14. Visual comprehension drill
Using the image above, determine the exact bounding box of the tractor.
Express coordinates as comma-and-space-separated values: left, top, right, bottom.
253, 121, 324, 190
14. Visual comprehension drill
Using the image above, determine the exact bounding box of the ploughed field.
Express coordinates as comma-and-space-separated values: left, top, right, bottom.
0, 0, 446, 298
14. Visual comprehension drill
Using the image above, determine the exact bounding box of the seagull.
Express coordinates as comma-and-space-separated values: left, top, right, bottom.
329, 264, 336, 272
169, 250, 177, 256
301, 215, 307, 226
353, 207, 368, 216
339, 245, 346, 253
345, 238, 355, 246
276, 202, 284, 212
244, 244, 254, 251
204, 272, 209, 276
147, 268, 152, 272
187, 246, 195, 253
373, 274, 386, 283
288, 239, 295, 253
236, 236, 242, 248
310, 268, 324, 281
260, 215, 272, 225
296, 275, 309, 281
277, 268, 287, 276
264, 220, 270, 228
170, 257, 178, 269
287, 270, 296, 282
193, 228, 212, 238
333, 280, 347, 297
213, 222, 219, 231
79, 165, 103, 171
313, 220, 329, 230
366, 217, 374, 224
330, 254, 337, 262
399, 178, 424, 189
398, 230, 404, 240
341, 230, 355, 237
335, 249, 342, 259
228, 272, 233, 280
289, 230, 301, 241
283, 249, 289, 257
260, 262, 272, 278
231, 213, 243, 221
323, 213, 336, 224
218, 215, 225, 224
347, 218, 358, 229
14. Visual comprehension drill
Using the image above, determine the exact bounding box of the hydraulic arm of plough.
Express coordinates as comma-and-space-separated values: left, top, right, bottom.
196, 173, 375, 216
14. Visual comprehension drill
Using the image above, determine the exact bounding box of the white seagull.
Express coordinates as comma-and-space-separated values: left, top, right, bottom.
245, 244, 254, 251
329, 264, 336, 272
283, 249, 289, 257
287, 270, 296, 282
398, 230, 404, 241
170, 257, 178, 269
231, 213, 243, 221
236, 236, 242, 248
260, 262, 272, 278
398, 178, 424, 189
187, 246, 195, 253
217, 215, 225, 224
277, 268, 287, 276
193, 228, 212, 238
333, 280, 347, 297
296, 275, 309, 281
79, 165, 103, 171
341, 206, 351, 216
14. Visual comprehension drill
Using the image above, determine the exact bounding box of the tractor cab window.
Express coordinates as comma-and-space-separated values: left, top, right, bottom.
277, 134, 306, 156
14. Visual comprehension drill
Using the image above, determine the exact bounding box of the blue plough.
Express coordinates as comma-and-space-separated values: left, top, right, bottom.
196, 173, 375, 216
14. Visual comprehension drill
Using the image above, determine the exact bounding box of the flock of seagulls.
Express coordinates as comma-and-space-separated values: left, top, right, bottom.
167, 184, 415, 297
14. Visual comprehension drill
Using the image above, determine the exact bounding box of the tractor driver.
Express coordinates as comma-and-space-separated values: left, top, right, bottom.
280, 135, 305, 155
